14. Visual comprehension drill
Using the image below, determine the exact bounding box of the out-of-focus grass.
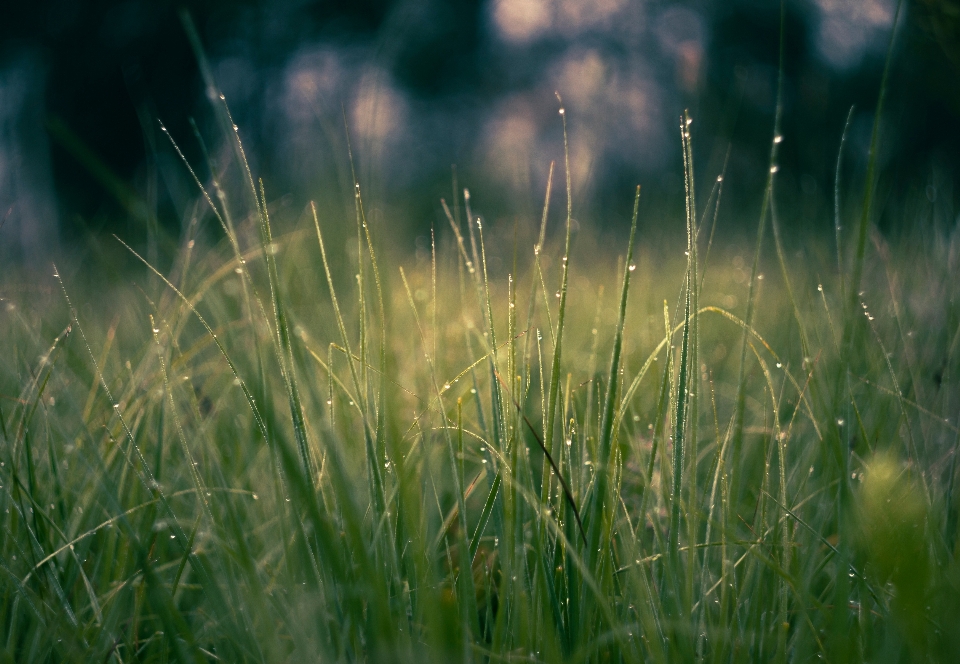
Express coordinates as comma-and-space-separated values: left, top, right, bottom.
2, 68, 959, 664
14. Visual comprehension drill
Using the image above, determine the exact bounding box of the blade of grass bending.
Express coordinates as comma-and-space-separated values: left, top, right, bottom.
585, 186, 640, 568
493, 368, 587, 545
54, 266, 165, 495
469, 472, 501, 563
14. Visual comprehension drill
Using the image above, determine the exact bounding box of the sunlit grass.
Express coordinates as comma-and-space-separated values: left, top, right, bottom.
2, 38, 959, 662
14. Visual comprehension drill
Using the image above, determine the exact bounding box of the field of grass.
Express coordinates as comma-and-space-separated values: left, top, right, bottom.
2, 44, 960, 663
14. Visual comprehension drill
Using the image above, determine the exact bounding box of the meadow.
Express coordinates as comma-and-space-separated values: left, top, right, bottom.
2, 33, 959, 663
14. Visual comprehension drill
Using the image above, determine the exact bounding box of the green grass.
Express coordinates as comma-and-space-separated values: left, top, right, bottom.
2, 58, 960, 664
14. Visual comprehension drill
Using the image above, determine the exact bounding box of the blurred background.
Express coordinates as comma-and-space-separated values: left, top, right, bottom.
1, 0, 958, 265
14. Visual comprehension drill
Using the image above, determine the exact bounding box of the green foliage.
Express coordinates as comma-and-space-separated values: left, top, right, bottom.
2, 37, 959, 662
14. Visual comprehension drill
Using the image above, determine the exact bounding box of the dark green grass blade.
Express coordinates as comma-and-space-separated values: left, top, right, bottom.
585, 186, 640, 566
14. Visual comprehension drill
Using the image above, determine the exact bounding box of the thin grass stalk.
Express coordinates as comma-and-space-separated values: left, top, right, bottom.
257, 181, 314, 479
586, 186, 640, 565
682, 110, 702, 617
542, 98, 575, 513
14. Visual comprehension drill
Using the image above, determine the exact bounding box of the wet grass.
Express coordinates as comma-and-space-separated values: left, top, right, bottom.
2, 33, 960, 663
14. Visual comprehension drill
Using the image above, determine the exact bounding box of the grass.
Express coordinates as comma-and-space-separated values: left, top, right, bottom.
2, 37, 960, 664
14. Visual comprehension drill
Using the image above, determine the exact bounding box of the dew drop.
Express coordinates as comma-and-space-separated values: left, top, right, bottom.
559, 108, 565, 115
774, 135, 783, 144
629, 264, 636, 271
836, 418, 844, 426
770, 165, 779, 173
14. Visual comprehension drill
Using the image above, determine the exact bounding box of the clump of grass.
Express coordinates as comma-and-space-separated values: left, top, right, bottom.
2, 35, 959, 664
